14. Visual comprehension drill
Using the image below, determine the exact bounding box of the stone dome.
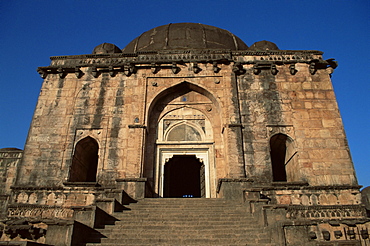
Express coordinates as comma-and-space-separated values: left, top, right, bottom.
122, 23, 249, 53
248, 40, 279, 51
92, 43, 122, 54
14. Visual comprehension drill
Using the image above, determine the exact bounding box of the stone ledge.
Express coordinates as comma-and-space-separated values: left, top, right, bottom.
271, 181, 309, 188
216, 178, 254, 193
116, 178, 147, 182
128, 124, 146, 129
11, 186, 64, 191
63, 182, 100, 187
70, 205, 96, 211
249, 184, 361, 191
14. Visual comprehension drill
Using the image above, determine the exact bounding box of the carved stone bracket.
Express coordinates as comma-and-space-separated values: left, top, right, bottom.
171, 62, 180, 74
213, 62, 221, 73
91, 67, 99, 78
57, 67, 65, 78
151, 63, 159, 74
309, 58, 338, 75
37, 68, 47, 79
123, 63, 135, 76
109, 66, 115, 77
192, 62, 202, 74
289, 64, 297, 75
253, 63, 279, 75
75, 67, 83, 78
232, 62, 245, 75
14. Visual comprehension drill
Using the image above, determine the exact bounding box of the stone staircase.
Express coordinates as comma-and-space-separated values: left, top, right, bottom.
87, 198, 275, 246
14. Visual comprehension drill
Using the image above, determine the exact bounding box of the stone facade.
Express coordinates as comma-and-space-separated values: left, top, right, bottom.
0, 23, 368, 245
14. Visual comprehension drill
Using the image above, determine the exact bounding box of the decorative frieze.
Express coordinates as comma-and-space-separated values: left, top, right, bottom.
8, 205, 74, 219
286, 205, 367, 220
12, 189, 97, 207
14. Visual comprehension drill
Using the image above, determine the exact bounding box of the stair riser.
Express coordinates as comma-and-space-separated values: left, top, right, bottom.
113, 216, 254, 221
88, 198, 273, 246
100, 238, 249, 244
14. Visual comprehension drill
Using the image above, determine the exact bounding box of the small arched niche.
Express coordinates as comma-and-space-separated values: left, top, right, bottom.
69, 136, 99, 182
269, 133, 297, 182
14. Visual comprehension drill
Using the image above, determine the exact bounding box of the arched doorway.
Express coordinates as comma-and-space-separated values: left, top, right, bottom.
164, 155, 205, 198
69, 136, 99, 182
144, 82, 221, 198
269, 133, 297, 182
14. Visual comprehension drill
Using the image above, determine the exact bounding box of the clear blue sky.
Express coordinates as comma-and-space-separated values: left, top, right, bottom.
0, 1, 369, 188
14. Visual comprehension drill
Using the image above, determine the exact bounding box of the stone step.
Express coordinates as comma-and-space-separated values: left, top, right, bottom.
87, 243, 276, 246
101, 233, 262, 239
111, 220, 257, 225
99, 225, 260, 235
129, 198, 224, 202
105, 220, 259, 228
88, 235, 274, 246
124, 205, 248, 209
99, 238, 252, 244
113, 214, 254, 219
124, 198, 244, 206
97, 228, 260, 235
86, 198, 271, 246
101, 234, 270, 243
116, 211, 249, 216
121, 208, 249, 213
126, 199, 242, 204
125, 201, 243, 207
113, 210, 253, 221
125, 204, 248, 209
122, 207, 248, 212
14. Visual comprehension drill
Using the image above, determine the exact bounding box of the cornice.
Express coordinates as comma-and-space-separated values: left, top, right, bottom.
36, 49, 336, 79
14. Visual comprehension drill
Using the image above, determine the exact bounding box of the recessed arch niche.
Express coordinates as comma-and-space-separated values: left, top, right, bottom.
269, 133, 298, 182
69, 136, 99, 182
144, 81, 221, 198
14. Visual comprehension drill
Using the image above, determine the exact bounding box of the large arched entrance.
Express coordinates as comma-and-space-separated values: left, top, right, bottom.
144, 82, 221, 198
164, 155, 205, 198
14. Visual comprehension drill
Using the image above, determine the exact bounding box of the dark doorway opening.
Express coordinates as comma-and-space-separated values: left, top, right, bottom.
164, 155, 205, 198
270, 134, 288, 182
69, 136, 99, 182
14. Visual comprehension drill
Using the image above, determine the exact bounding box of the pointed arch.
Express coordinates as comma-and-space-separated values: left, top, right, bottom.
165, 121, 203, 142
69, 136, 99, 182
146, 81, 221, 127
269, 133, 297, 182
143, 81, 220, 197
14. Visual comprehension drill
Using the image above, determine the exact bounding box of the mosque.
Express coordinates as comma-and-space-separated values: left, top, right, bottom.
0, 23, 369, 245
